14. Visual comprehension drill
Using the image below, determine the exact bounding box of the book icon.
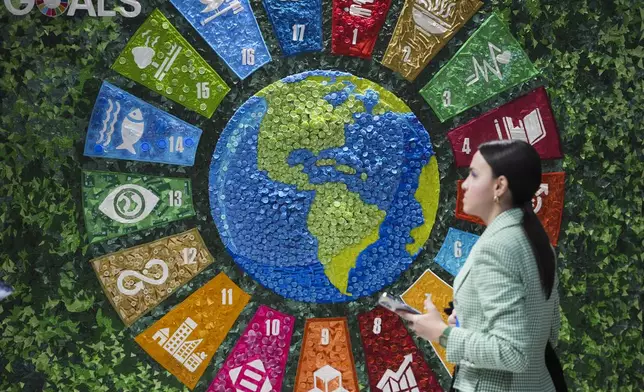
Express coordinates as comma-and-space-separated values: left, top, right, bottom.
494, 108, 546, 145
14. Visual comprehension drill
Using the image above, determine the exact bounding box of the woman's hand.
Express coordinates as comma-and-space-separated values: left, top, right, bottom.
396, 294, 448, 342
448, 310, 458, 327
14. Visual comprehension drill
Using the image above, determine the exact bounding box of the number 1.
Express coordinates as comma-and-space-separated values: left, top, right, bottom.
352, 28, 358, 45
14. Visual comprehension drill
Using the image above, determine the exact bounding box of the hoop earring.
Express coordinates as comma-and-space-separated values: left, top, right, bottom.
494, 195, 500, 204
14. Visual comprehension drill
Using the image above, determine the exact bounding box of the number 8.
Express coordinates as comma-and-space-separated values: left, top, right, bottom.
373, 317, 382, 334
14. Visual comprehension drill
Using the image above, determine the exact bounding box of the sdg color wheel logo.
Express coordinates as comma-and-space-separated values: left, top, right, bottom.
36, 0, 68, 17
209, 70, 440, 303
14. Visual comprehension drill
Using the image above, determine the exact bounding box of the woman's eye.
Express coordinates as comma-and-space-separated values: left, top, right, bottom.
99, 184, 160, 224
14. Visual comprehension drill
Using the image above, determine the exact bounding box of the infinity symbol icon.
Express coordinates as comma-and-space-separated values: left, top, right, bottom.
117, 259, 169, 295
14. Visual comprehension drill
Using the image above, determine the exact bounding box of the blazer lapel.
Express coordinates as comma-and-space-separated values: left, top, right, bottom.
453, 244, 477, 295
453, 208, 524, 296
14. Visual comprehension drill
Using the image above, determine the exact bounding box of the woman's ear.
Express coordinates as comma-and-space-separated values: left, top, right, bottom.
496, 175, 509, 196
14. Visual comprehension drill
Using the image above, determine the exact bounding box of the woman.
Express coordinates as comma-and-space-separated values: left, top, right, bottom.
397, 140, 562, 391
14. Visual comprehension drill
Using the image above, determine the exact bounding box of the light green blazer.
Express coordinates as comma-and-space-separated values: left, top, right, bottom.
447, 208, 561, 392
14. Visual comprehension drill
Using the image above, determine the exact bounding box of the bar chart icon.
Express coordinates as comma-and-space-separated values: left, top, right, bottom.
376, 354, 419, 392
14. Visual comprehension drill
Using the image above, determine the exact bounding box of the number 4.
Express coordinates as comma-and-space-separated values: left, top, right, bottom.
462, 138, 472, 155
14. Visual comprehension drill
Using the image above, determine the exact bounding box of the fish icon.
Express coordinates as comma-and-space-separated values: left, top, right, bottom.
116, 108, 145, 154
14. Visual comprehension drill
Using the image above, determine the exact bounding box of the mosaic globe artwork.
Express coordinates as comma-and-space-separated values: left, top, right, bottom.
209, 70, 440, 303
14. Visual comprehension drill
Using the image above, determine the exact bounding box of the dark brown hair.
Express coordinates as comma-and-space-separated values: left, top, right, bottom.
478, 140, 555, 299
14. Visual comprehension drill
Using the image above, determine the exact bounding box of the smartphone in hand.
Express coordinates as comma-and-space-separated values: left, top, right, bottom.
378, 292, 422, 315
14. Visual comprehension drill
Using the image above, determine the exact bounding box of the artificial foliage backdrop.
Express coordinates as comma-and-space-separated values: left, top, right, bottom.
0, 0, 642, 391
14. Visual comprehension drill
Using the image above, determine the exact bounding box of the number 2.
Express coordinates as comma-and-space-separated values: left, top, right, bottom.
402, 45, 412, 63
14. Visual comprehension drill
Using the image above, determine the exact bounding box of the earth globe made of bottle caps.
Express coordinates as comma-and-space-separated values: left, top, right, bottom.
209, 70, 440, 303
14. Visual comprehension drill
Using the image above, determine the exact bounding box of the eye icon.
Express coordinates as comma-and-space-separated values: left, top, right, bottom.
99, 184, 159, 224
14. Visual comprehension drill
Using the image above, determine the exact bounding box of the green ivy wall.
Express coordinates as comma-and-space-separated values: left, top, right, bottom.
0, 0, 641, 391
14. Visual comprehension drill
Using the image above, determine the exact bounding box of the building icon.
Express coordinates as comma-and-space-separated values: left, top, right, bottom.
152, 317, 206, 372
376, 354, 419, 392
309, 365, 349, 392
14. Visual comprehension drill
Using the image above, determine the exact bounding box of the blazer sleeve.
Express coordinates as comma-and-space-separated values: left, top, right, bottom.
446, 240, 529, 373
549, 274, 561, 348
